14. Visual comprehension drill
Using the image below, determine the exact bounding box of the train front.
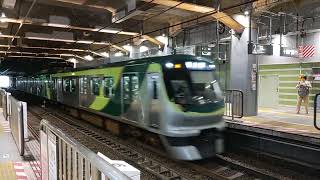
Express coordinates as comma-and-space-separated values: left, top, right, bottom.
160, 55, 225, 160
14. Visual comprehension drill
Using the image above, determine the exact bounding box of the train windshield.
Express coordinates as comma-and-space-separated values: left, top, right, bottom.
170, 70, 223, 105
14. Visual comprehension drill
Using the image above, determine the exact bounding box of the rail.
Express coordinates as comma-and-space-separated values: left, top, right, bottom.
314, 93, 320, 130
224, 90, 244, 119
40, 119, 138, 180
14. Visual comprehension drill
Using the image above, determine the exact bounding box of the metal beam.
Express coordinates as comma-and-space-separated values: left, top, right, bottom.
142, 0, 244, 33
142, 35, 165, 48
0, 17, 139, 36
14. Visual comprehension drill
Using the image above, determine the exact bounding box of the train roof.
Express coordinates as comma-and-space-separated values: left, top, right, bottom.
18, 54, 213, 77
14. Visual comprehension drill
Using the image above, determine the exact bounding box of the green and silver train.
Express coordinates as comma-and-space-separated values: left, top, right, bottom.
13, 54, 225, 160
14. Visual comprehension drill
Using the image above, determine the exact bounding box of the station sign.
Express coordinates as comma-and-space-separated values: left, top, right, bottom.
248, 43, 273, 55
196, 46, 213, 57
280, 47, 299, 57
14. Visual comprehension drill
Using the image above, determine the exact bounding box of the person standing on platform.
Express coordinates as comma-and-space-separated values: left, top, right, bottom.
296, 75, 312, 114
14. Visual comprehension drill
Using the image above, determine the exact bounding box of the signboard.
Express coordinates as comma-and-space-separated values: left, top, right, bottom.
251, 64, 257, 91
48, 131, 57, 180
196, 46, 213, 57
248, 43, 273, 55
280, 47, 299, 57
40, 131, 48, 180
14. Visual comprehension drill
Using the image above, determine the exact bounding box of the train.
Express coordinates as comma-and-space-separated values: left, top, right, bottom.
11, 54, 226, 160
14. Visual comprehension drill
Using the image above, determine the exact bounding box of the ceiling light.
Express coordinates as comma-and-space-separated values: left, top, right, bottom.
68, 58, 77, 63
244, 10, 250, 16
101, 52, 109, 57
162, 33, 165, 37
114, 52, 123, 57
0, 12, 6, 23
84, 55, 93, 61
139, 46, 149, 53
123, 44, 133, 52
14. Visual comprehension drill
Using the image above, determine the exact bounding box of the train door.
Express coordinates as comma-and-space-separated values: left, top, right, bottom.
121, 73, 141, 122
258, 75, 279, 107
147, 73, 160, 129
57, 78, 63, 103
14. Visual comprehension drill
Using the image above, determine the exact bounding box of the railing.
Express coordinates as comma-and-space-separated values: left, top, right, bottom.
224, 89, 244, 119
314, 93, 320, 130
40, 119, 139, 180
9, 96, 28, 156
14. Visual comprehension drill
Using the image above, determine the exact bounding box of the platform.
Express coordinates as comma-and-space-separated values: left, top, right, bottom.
226, 106, 320, 145
0, 108, 40, 180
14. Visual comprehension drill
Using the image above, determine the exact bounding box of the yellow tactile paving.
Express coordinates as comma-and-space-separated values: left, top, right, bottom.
0, 161, 16, 180
241, 116, 320, 136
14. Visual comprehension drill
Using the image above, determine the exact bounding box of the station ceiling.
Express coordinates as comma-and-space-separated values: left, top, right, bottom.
0, 0, 318, 75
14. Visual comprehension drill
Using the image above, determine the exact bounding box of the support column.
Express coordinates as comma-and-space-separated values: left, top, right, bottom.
230, 14, 258, 116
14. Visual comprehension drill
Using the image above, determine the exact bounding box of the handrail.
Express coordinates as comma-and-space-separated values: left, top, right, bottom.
314, 93, 320, 130
225, 89, 244, 119
40, 119, 132, 180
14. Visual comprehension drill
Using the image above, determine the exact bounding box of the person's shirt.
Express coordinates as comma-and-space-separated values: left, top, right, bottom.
296, 80, 312, 89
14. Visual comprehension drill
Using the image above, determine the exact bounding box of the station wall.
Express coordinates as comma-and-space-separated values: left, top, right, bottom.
258, 30, 320, 107
259, 63, 320, 107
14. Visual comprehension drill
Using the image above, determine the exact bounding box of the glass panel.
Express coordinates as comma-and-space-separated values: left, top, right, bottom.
132, 76, 139, 100
104, 77, 114, 98
70, 79, 76, 93
123, 76, 130, 101
90, 78, 100, 96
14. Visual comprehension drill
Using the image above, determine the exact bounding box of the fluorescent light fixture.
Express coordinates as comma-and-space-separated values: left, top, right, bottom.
114, 52, 123, 57
165, 62, 174, 69
139, 45, 149, 53
77, 40, 94, 44
155, 35, 167, 44
68, 58, 77, 63
122, 44, 133, 52
0, 13, 7, 23
84, 55, 94, 61
101, 52, 109, 57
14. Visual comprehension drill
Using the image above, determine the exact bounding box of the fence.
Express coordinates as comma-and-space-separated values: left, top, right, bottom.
0, 89, 28, 156
224, 90, 244, 119
9, 96, 28, 156
40, 119, 140, 180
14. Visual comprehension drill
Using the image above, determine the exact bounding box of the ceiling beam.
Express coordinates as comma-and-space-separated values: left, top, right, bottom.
142, 0, 244, 33
142, 35, 165, 48
0, 17, 139, 36
53, 0, 117, 13
0, 34, 110, 46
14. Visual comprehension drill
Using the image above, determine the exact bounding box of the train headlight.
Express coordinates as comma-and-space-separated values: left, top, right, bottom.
165, 62, 174, 69
185, 62, 193, 68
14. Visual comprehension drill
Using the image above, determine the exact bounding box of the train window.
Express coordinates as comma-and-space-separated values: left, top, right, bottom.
104, 77, 114, 98
63, 79, 70, 92
132, 76, 139, 99
80, 77, 88, 94
123, 76, 130, 101
153, 80, 158, 99
70, 79, 76, 93
90, 77, 100, 96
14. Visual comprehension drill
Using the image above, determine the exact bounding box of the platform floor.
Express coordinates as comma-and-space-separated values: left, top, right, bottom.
226, 106, 320, 143
0, 108, 40, 180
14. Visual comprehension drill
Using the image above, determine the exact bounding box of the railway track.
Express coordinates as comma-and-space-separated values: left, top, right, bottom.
27, 104, 269, 180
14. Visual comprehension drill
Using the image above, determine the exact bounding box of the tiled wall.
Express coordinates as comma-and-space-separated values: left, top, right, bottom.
259, 63, 320, 107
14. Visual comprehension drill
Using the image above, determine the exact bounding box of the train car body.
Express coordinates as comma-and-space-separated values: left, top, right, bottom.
13, 55, 225, 160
